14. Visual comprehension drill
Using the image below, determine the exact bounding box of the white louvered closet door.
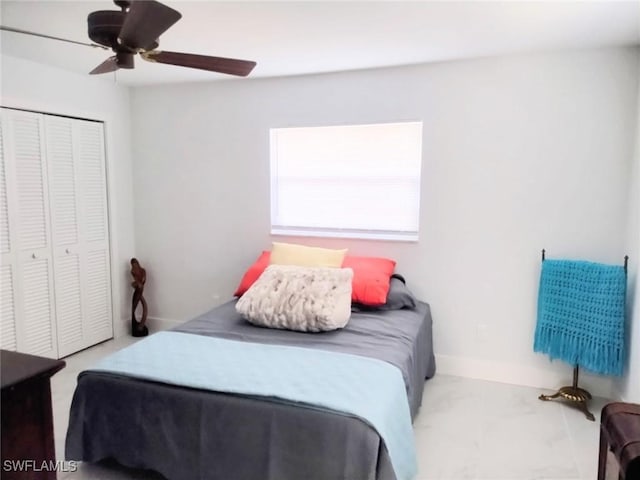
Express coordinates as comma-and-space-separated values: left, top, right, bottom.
45, 116, 84, 357
1, 109, 58, 358
46, 116, 112, 357
76, 120, 112, 348
0, 113, 18, 351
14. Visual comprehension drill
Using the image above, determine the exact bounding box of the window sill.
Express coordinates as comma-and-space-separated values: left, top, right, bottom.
270, 228, 418, 242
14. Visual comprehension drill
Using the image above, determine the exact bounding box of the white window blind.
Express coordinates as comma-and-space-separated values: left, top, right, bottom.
270, 121, 422, 241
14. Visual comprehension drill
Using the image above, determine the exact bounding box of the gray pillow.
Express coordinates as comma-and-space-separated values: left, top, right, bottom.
352, 274, 417, 312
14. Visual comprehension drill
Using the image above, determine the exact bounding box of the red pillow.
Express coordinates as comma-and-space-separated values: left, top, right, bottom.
234, 252, 396, 306
342, 256, 396, 306
234, 251, 270, 296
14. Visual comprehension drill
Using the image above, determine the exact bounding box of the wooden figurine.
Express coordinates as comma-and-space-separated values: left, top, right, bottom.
130, 258, 149, 337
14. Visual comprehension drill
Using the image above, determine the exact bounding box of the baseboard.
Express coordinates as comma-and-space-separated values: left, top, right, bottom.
147, 316, 184, 332
435, 353, 616, 399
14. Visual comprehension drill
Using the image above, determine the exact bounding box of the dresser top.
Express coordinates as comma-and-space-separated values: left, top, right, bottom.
1, 350, 65, 389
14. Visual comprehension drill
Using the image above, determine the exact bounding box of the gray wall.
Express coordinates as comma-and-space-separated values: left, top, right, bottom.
130, 47, 639, 394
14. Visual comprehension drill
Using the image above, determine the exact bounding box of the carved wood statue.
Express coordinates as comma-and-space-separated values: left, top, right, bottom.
130, 258, 149, 337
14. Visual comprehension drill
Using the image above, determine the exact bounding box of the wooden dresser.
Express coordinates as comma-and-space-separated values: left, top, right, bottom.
1, 350, 65, 480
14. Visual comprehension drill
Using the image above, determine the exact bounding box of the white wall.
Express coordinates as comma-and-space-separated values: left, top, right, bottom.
1, 54, 136, 338
131, 47, 639, 395
616, 79, 640, 403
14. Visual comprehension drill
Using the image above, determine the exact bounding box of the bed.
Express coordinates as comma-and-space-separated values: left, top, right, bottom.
65, 298, 435, 480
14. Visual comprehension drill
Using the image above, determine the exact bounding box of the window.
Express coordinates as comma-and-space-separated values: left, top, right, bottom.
270, 121, 422, 241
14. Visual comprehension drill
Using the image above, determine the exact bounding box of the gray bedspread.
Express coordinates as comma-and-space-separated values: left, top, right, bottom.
66, 300, 435, 480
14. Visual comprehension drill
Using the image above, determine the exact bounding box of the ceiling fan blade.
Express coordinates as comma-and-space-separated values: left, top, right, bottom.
119, 0, 182, 50
141, 50, 256, 76
90, 56, 119, 75
0, 25, 108, 50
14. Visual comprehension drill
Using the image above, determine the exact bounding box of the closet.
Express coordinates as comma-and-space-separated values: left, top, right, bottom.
0, 108, 113, 359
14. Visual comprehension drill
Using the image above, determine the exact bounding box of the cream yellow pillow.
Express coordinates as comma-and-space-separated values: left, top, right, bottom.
270, 242, 347, 268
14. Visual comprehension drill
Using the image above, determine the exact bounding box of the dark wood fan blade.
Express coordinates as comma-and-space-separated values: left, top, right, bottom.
90, 56, 119, 75
141, 50, 256, 76
119, 0, 182, 50
0, 25, 108, 49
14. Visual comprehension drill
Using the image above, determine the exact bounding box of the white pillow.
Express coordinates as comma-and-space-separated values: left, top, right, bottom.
235, 264, 353, 332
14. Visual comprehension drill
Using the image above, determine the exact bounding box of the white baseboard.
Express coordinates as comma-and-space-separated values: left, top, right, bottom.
435, 353, 616, 399
147, 316, 184, 332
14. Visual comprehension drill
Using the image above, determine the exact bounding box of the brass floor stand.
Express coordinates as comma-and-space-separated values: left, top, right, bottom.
538, 365, 595, 421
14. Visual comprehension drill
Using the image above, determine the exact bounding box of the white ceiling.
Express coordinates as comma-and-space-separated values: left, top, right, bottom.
1, 1, 639, 86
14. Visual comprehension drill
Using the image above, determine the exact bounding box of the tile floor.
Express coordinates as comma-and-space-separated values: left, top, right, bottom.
49, 337, 619, 480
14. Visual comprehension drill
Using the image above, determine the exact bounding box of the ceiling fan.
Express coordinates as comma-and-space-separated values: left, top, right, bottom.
0, 0, 256, 77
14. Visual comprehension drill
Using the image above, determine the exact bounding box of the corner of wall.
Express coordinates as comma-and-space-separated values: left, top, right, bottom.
613, 65, 640, 402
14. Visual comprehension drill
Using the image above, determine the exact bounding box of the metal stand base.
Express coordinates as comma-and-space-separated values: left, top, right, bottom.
539, 386, 594, 421
538, 366, 595, 421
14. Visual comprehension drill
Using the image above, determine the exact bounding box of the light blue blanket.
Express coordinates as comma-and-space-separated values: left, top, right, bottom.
90, 331, 417, 480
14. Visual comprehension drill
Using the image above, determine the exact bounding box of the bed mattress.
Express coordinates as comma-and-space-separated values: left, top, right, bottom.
66, 300, 435, 480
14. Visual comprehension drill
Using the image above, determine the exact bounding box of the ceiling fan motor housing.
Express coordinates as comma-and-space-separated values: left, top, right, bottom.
87, 10, 158, 51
